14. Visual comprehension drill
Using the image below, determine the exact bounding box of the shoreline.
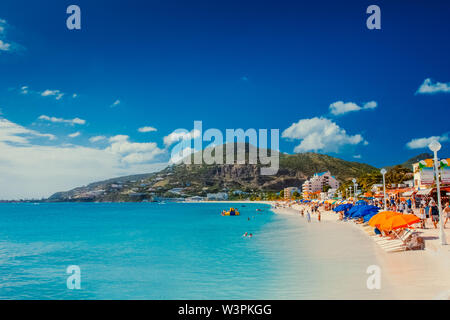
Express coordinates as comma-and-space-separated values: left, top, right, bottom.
270, 202, 450, 299
4, 200, 448, 299
191, 200, 450, 299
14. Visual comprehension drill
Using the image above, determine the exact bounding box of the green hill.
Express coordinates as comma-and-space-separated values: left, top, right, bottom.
48, 145, 378, 202
399, 153, 432, 170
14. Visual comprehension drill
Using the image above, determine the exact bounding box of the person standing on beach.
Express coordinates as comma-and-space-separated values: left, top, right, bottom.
429, 199, 439, 229
318, 211, 321, 222
419, 205, 426, 229
306, 211, 311, 223
443, 202, 450, 228
421, 198, 426, 208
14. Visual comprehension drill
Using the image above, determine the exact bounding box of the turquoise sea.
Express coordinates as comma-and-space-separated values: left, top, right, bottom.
0, 202, 390, 299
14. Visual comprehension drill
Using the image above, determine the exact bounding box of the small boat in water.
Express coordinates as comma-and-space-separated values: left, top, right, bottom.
221, 208, 240, 216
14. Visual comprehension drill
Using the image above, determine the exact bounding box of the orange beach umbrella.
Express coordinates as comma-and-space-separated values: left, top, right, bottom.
368, 211, 402, 227
380, 214, 420, 231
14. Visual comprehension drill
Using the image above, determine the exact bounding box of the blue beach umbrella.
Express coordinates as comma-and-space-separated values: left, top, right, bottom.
346, 205, 361, 217
333, 203, 353, 212
350, 205, 380, 219
362, 211, 379, 222
356, 200, 367, 205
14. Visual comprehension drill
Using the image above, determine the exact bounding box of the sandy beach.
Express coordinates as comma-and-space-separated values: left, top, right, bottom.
271, 202, 450, 300
195, 200, 450, 299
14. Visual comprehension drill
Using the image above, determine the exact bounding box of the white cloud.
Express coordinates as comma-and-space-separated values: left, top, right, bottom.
107, 135, 166, 164
68, 131, 81, 138
111, 100, 120, 107
329, 100, 378, 116
353, 154, 362, 159
0, 39, 11, 51
89, 135, 106, 143
363, 101, 377, 110
0, 117, 168, 199
0, 19, 7, 34
282, 117, 367, 153
416, 78, 450, 94
163, 129, 201, 146
138, 126, 157, 133
0, 140, 167, 199
18, 86, 77, 100
406, 133, 449, 149
41, 89, 64, 100
0, 19, 24, 53
38, 115, 86, 126
0, 19, 16, 52
0, 117, 56, 144
20, 86, 29, 94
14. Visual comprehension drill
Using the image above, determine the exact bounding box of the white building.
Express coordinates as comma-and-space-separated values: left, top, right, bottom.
413, 160, 435, 190
302, 171, 340, 195
283, 187, 299, 200
207, 192, 229, 201
370, 184, 383, 193
186, 196, 205, 201
169, 188, 185, 195
319, 188, 338, 201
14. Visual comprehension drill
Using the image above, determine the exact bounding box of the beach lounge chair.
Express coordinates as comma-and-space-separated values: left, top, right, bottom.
375, 229, 411, 245
381, 229, 417, 252
377, 229, 413, 246
371, 231, 396, 242
384, 241, 414, 252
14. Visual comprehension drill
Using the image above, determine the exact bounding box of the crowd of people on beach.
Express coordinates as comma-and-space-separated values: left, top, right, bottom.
325, 196, 449, 230
380, 196, 450, 229
271, 193, 450, 252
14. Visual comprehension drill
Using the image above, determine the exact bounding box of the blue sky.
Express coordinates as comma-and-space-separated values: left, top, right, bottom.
0, 0, 449, 198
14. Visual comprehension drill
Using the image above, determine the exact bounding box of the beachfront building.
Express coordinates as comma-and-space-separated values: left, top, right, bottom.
284, 187, 299, 200
328, 188, 337, 199
232, 190, 248, 196
412, 160, 435, 191
185, 196, 205, 201
169, 188, 185, 195
371, 184, 383, 193
302, 171, 340, 197
319, 188, 338, 201
206, 192, 229, 201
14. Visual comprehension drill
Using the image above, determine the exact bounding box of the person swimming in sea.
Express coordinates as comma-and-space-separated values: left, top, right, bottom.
249, 233, 253, 238
243, 232, 248, 237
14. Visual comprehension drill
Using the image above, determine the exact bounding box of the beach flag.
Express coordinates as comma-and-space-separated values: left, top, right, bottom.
441, 158, 450, 184
418, 159, 433, 170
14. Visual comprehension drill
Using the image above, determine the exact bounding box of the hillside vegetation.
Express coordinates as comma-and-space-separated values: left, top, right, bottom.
48, 145, 379, 202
